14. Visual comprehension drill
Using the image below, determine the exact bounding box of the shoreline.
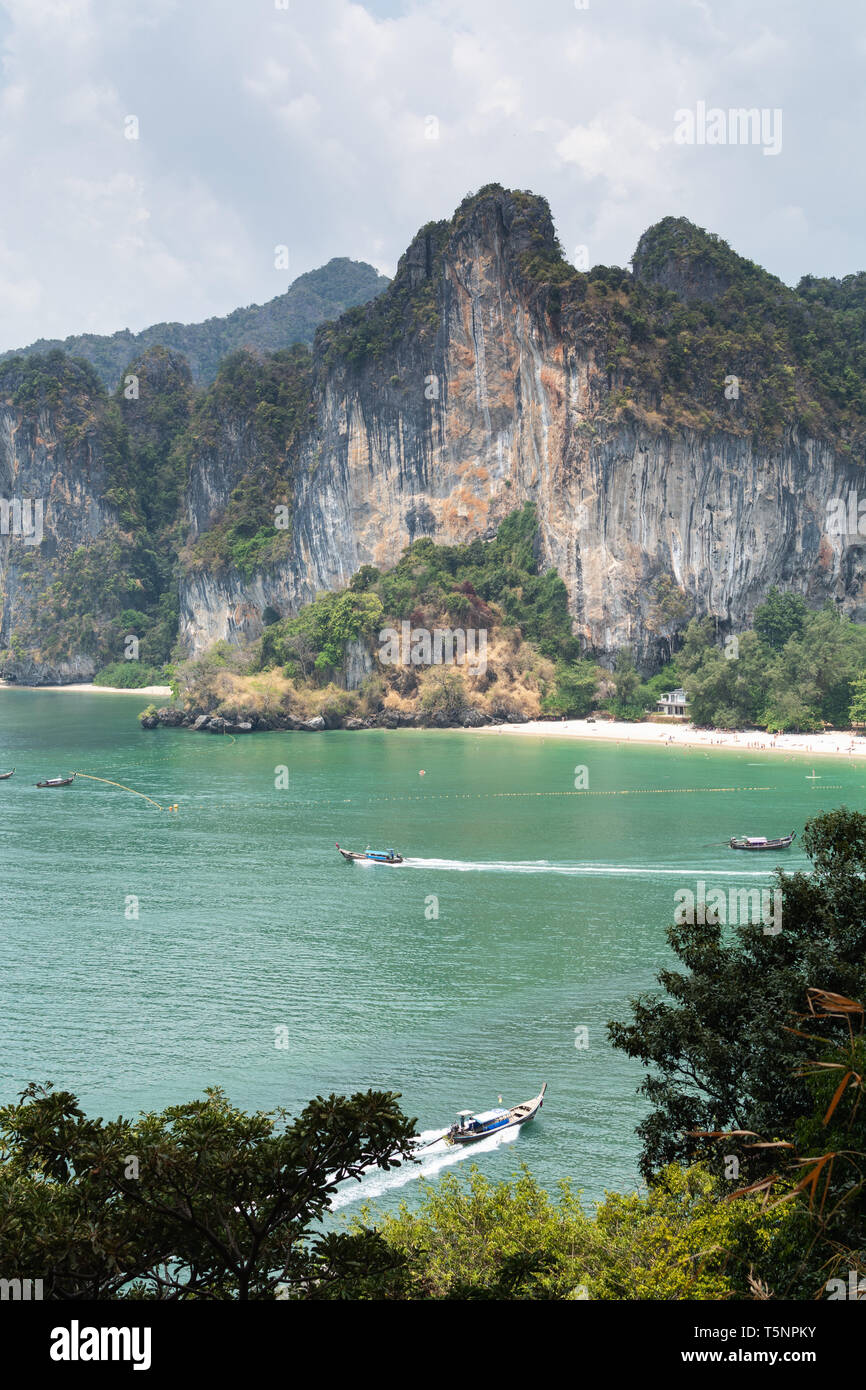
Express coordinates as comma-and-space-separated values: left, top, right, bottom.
0, 681, 172, 696
1, 684, 862, 761
475, 718, 866, 761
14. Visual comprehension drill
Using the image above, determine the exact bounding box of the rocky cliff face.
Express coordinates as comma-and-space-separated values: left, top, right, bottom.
3, 187, 864, 681
0, 362, 118, 681
0, 349, 189, 682
177, 189, 866, 665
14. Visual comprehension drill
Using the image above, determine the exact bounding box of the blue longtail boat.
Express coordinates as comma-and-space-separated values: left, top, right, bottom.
443, 1083, 547, 1146
336, 842, 404, 865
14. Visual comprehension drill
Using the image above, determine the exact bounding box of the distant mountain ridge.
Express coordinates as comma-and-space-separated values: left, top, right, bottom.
1, 258, 391, 387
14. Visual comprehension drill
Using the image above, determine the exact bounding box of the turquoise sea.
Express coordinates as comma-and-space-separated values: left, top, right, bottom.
0, 690, 858, 1213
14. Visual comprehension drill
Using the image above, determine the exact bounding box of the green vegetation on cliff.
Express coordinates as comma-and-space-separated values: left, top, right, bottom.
173, 505, 603, 725
317, 224, 450, 368
0, 348, 189, 670
184, 345, 314, 577
174, 561, 866, 734
0, 343, 314, 672
0, 348, 104, 419
314, 187, 866, 449
622, 217, 866, 446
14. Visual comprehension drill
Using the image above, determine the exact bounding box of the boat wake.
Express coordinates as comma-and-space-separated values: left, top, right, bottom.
400, 858, 780, 878
327, 1125, 520, 1212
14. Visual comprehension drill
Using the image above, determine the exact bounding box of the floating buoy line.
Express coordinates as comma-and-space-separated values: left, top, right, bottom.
271, 783, 844, 808
56, 773, 845, 816
194, 783, 844, 811
72, 772, 178, 812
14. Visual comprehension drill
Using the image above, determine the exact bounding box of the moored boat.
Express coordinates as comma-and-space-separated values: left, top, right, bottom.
35, 775, 76, 788
442, 1083, 547, 1146
336, 842, 404, 864
729, 830, 795, 851
0, 768, 14, 780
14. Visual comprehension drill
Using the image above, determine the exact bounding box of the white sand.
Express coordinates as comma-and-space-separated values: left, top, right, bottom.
477, 718, 864, 760
0, 681, 172, 696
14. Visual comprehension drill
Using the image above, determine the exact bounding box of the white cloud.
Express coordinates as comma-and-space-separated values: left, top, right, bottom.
0, 0, 861, 351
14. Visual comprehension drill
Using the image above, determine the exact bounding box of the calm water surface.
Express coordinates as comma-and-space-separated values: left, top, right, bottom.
0, 690, 858, 1212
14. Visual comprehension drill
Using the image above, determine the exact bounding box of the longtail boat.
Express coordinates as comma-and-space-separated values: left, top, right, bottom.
438, 1083, 547, 1147
0, 768, 14, 780
729, 830, 795, 851
336, 842, 404, 865
35, 775, 76, 788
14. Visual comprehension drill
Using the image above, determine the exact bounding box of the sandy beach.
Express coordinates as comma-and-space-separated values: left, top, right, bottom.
0, 681, 172, 696
476, 718, 866, 760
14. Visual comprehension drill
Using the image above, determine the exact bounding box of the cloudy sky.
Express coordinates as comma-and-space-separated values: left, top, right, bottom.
0, 0, 862, 351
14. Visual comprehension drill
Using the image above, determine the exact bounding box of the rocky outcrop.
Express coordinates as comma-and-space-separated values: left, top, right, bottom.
344, 639, 373, 691
141, 703, 496, 733
177, 190, 866, 667
0, 654, 97, 685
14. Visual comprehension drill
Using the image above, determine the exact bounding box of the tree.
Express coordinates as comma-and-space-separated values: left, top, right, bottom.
0, 1084, 416, 1300
349, 564, 381, 593
611, 649, 641, 715
365, 1161, 793, 1300
679, 628, 766, 727
542, 659, 599, 717
283, 630, 318, 681
327, 591, 384, 650
753, 587, 808, 650
695, 987, 866, 1297
419, 667, 467, 720
649, 576, 694, 661
848, 674, 866, 725
608, 809, 866, 1190
763, 606, 866, 729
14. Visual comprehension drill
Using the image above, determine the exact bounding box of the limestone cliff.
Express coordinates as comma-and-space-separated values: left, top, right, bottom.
0, 358, 117, 681
176, 189, 866, 666
2, 186, 864, 681
0, 348, 192, 680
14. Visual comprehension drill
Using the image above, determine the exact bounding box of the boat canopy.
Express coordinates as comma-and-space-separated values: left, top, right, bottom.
473, 1108, 508, 1124
746, 837, 768, 845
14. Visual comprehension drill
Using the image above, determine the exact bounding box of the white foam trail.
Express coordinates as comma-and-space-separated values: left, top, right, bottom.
400, 858, 783, 879
328, 1125, 520, 1211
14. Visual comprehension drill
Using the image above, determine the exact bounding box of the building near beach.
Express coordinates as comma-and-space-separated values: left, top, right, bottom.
656, 688, 689, 718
